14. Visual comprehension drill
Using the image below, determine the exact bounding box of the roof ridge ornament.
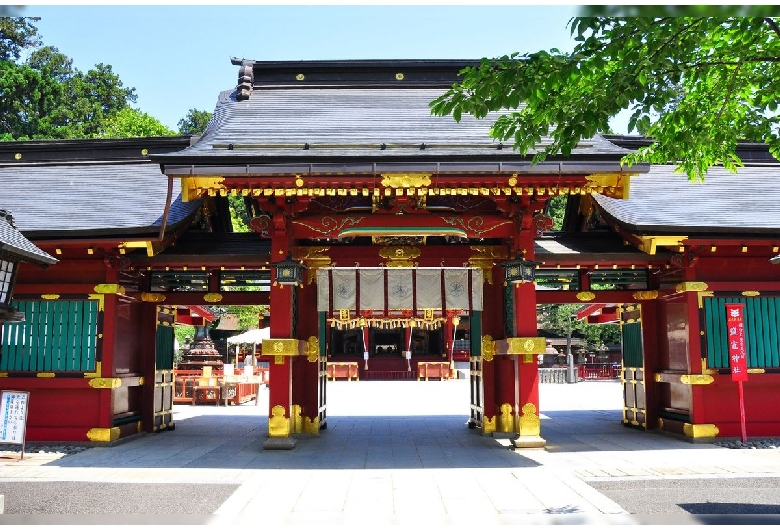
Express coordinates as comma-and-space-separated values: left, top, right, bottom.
236, 62, 254, 101
0, 209, 14, 228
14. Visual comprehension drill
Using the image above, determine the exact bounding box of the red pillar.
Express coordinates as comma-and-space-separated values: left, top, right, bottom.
97, 284, 117, 430
480, 266, 504, 433
266, 220, 294, 439
140, 302, 158, 434
291, 276, 320, 435
512, 280, 540, 432
511, 219, 542, 444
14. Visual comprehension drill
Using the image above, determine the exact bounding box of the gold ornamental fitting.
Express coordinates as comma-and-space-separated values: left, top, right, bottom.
261, 339, 301, 356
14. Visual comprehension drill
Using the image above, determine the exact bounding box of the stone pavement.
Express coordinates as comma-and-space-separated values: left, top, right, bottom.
1, 379, 780, 525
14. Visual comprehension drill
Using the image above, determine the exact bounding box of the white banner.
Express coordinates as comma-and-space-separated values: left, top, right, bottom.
317, 268, 482, 313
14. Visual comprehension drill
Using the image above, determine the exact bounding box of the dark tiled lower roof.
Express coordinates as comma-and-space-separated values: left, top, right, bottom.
145, 232, 270, 260
594, 165, 780, 235
0, 161, 201, 238
534, 232, 671, 262
0, 214, 57, 265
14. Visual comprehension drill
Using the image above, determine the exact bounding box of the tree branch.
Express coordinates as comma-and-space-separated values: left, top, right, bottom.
764, 17, 780, 38
716, 63, 742, 121
645, 18, 704, 64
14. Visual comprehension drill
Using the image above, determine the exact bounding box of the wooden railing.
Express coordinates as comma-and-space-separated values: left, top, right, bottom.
417, 361, 452, 381
326, 362, 360, 381
174, 367, 268, 405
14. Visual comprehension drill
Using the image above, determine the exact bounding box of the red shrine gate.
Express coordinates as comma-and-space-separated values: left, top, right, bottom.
4, 59, 780, 446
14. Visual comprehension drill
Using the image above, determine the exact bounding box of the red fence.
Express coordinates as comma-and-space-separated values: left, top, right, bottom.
577, 363, 621, 380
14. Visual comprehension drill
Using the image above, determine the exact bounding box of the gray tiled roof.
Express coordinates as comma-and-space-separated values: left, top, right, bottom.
534, 232, 671, 262
594, 164, 780, 235
0, 161, 201, 238
0, 214, 57, 265
155, 87, 633, 170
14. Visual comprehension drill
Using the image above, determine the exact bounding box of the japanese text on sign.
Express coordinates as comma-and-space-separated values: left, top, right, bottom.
0, 390, 29, 445
725, 303, 748, 382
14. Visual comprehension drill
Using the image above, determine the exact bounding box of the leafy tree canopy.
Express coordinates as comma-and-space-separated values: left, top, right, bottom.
1, 18, 138, 140
0, 16, 40, 61
97, 107, 175, 138
177, 108, 213, 135
537, 304, 620, 351
430, 10, 780, 181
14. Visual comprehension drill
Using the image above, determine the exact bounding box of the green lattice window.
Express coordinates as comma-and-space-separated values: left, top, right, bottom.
704, 296, 780, 369
622, 322, 643, 368
156, 325, 175, 370
0, 299, 99, 372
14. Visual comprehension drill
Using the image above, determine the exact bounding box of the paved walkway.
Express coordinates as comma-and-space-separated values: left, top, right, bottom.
2, 380, 780, 524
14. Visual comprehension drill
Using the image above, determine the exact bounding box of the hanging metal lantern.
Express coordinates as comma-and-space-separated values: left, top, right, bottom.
500, 253, 537, 284
272, 253, 306, 287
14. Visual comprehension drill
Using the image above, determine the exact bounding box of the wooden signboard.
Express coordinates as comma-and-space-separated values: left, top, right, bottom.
0, 390, 29, 459
725, 303, 748, 443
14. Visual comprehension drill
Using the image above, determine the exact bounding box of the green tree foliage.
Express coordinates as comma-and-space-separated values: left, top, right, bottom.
430, 14, 780, 181
212, 305, 267, 330
0, 19, 138, 140
545, 195, 566, 230
537, 303, 620, 350
97, 107, 175, 138
177, 109, 213, 135
0, 16, 41, 61
228, 195, 251, 233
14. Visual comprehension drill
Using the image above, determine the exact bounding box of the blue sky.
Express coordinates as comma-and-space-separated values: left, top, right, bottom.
13, 5, 628, 132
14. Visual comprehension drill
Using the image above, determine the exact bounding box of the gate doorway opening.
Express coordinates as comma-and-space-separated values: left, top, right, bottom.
166, 304, 270, 408
537, 302, 647, 432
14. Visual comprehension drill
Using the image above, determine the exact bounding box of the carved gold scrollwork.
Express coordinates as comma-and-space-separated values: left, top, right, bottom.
469, 246, 506, 286
291, 404, 303, 434
303, 416, 320, 435
262, 339, 300, 356
378, 246, 421, 261
142, 293, 166, 303
293, 247, 331, 285
380, 173, 431, 188
675, 281, 709, 293
293, 216, 366, 238
94, 284, 126, 295
441, 216, 511, 238
88, 378, 121, 389
467, 259, 496, 285
306, 337, 319, 363
483, 415, 496, 435
632, 291, 659, 300
268, 405, 290, 438
482, 335, 495, 362
498, 403, 514, 433
505, 337, 545, 355
680, 374, 715, 385
517, 403, 541, 436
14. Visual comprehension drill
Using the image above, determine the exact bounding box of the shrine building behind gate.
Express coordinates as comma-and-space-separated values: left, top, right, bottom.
2, 59, 780, 445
